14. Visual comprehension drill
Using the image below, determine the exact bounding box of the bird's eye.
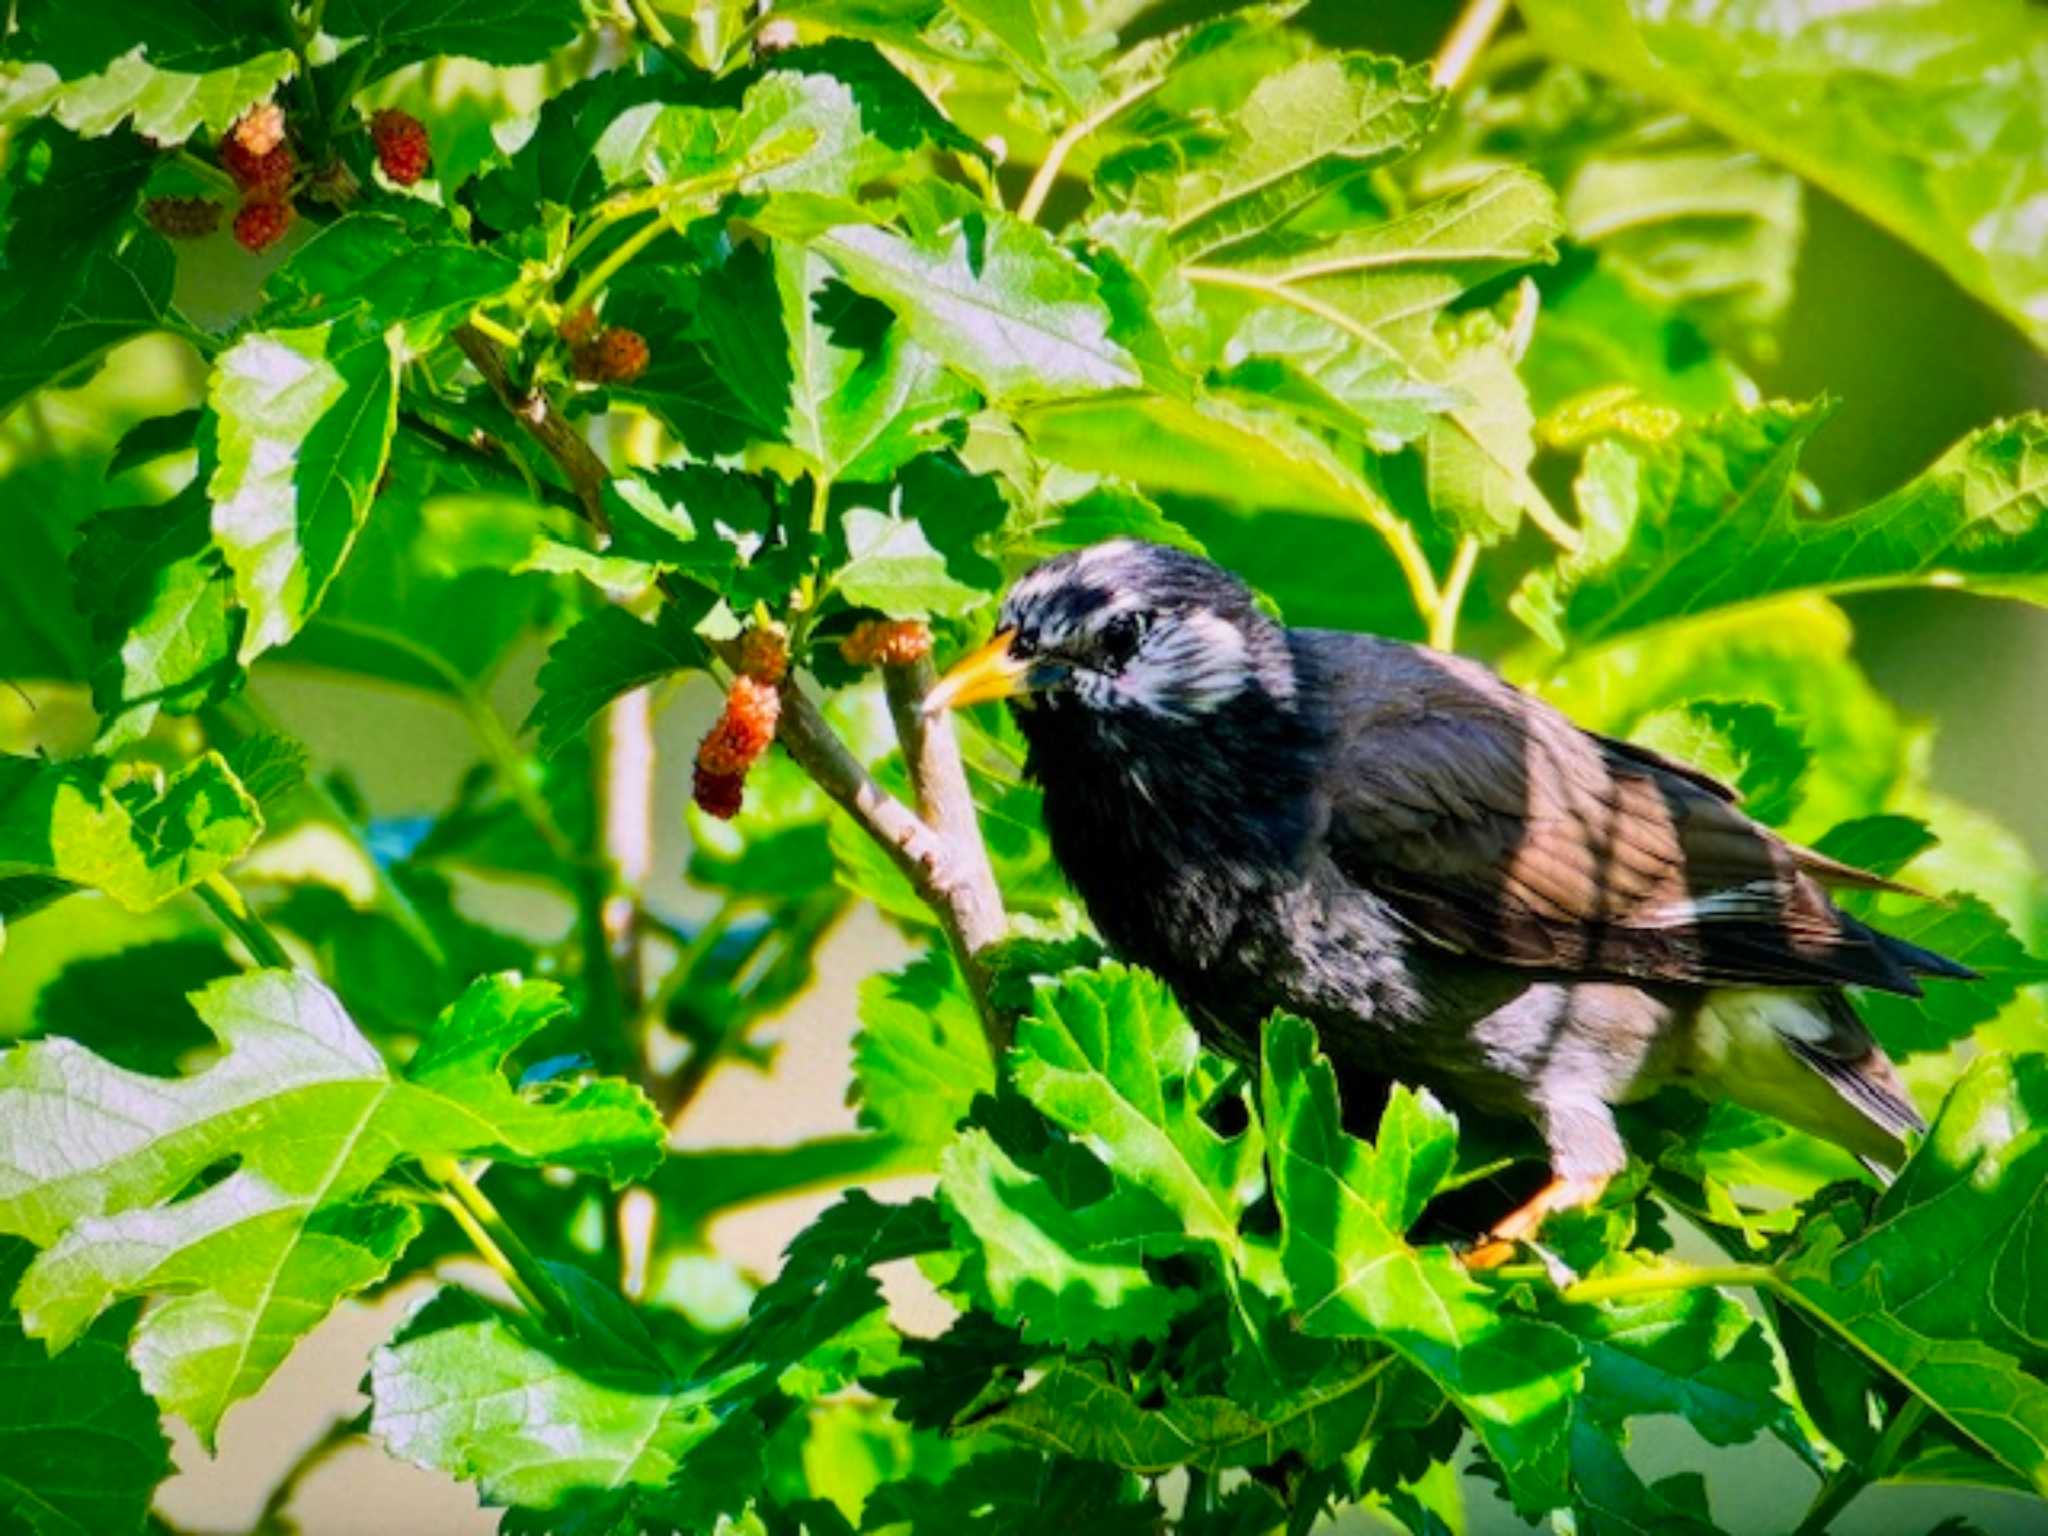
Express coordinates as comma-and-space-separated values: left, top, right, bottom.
1097, 610, 1150, 671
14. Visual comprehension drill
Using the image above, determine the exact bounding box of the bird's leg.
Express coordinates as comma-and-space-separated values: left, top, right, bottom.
1459, 1174, 1610, 1271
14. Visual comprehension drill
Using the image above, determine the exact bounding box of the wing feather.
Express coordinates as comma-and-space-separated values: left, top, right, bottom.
1306, 634, 1960, 995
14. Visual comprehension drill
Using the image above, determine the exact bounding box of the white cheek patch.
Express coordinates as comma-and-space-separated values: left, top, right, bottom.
1117, 609, 1252, 719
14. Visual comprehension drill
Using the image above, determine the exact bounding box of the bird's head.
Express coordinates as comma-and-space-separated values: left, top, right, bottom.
923, 540, 1294, 727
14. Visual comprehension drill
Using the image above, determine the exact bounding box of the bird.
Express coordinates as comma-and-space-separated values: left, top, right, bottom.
921, 539, 1974, 1264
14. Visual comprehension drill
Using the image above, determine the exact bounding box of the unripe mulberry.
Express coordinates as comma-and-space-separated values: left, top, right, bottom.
571, 327, 649, 385
737, 623, 790, 686
304, 157, 361, 209
370, 108, 432, 186
840, 619, 933, 668
692, 763, 746, 820
559, 305, 600, 348
695, 675, 779, 775
144, 196, 222, 238
232, 103, 286, 157
222, 138, 294, 198
233, 198, 294, 253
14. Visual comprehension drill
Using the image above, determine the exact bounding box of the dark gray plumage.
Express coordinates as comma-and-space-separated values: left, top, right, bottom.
927, 540, 1972, 1253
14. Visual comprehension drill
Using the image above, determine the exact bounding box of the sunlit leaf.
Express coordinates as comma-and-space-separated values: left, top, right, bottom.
0, 970, 661, 1440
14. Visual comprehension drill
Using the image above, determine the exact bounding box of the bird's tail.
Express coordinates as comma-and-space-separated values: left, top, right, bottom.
1693, 989, 1923, 1172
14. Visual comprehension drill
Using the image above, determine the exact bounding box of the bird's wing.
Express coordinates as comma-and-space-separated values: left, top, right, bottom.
1310, 636, 1958, 995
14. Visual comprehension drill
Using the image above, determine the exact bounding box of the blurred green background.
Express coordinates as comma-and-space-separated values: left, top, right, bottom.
0, 2, 2043, 1532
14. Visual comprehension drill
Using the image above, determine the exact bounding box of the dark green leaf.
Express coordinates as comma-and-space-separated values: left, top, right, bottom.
1776, 1053, 2048, 1493
1627, 699, 1808, 826
525, 605, 707, 757
71, 483, 243, 749
1857, 895, 2048, 1054
1813, 815, 1939, 881
1012, 964, 1263, 1261
1260, 1014, 1581, 1514
0, 1238, 170, 1536
7, 0, 285, 77
851, 949, 993, 1151
325, 0, 587, 71
262, 215, 521, 348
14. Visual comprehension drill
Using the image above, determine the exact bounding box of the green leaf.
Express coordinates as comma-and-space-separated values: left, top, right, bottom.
0, 1237, 170, 1536
833, 506, 988, 618
1813, 815, 1939, 880
863, 1450, 1161, 1535
816, 211, 1140, 402
6, 0, 286, 77
369, 1286, 723, 1520
852, 949, 994, 1151
1259, 1014, 1581, 1515
1010, 964, 1262, 1261
1188, 169, 1566, 539
0, 751, 260, 913
1554, 1255, 1783, 1446
1776, 1053, 2048, 1494
1515, 407, 2048, 650
325, 0, 588, 71
1518, 0, 2048, 350
979, 1355, 1395, 1475
0, 126, 173, 415
1115, 52, 1440, 260
776, 242, 975, 482
1855, 895, 2048, 1055
70, 482, 244, 749
524, 605, 707, 758
2, 48, 297, 146
206, 313, 402, 661
262, 215, 521, 350
1628, 699, 1809, 826
0, 969, 662, 1440
940, 1125, 1194, 1349
30, 937, 234, 1075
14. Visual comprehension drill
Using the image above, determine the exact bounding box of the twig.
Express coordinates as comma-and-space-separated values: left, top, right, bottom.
423, 1156, 579, 1333
882, 657, 1009, 1047
1793, 1399, 1928, 1536
1430, 535, 1480, 651
196, 873, 294, 969
452, 325, 612, 534
445, 325, 1014, 1052
1432, 0, 1512, 91
1018, 74, 1168, 225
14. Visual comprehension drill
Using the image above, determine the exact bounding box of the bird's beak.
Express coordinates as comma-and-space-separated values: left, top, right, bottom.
923, 629, 1030, 715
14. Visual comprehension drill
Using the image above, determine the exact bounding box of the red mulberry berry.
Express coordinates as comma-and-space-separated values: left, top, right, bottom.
223, 138, 294, 198
144, 196, 222, 238
571, 327, 649, 385
233, 198, 294, 253
232, 103, 286, 157
559, 306, 600, 348
695, 675, 779, 776
840, 619, 933, 668
737, 623, 790, 686
692, 763, 746, 820
371, 109, 432, 186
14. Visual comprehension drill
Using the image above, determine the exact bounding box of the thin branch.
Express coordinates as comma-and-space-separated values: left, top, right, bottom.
196, 873, 294, 969
883, 656, 1009, 1046
447, 325, 1013, 1052
1430, 535, 1481, 651
452, 325, 612, 534
1432, 0, 1513, 91
1018, 74, 1167, 225
1794, 1399, 1928, 1536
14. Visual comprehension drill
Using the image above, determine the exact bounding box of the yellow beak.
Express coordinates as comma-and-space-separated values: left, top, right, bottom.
922, 629, 1028, 714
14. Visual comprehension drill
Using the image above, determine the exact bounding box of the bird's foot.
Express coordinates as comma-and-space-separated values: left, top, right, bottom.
1458, 1174, 1610, 1275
